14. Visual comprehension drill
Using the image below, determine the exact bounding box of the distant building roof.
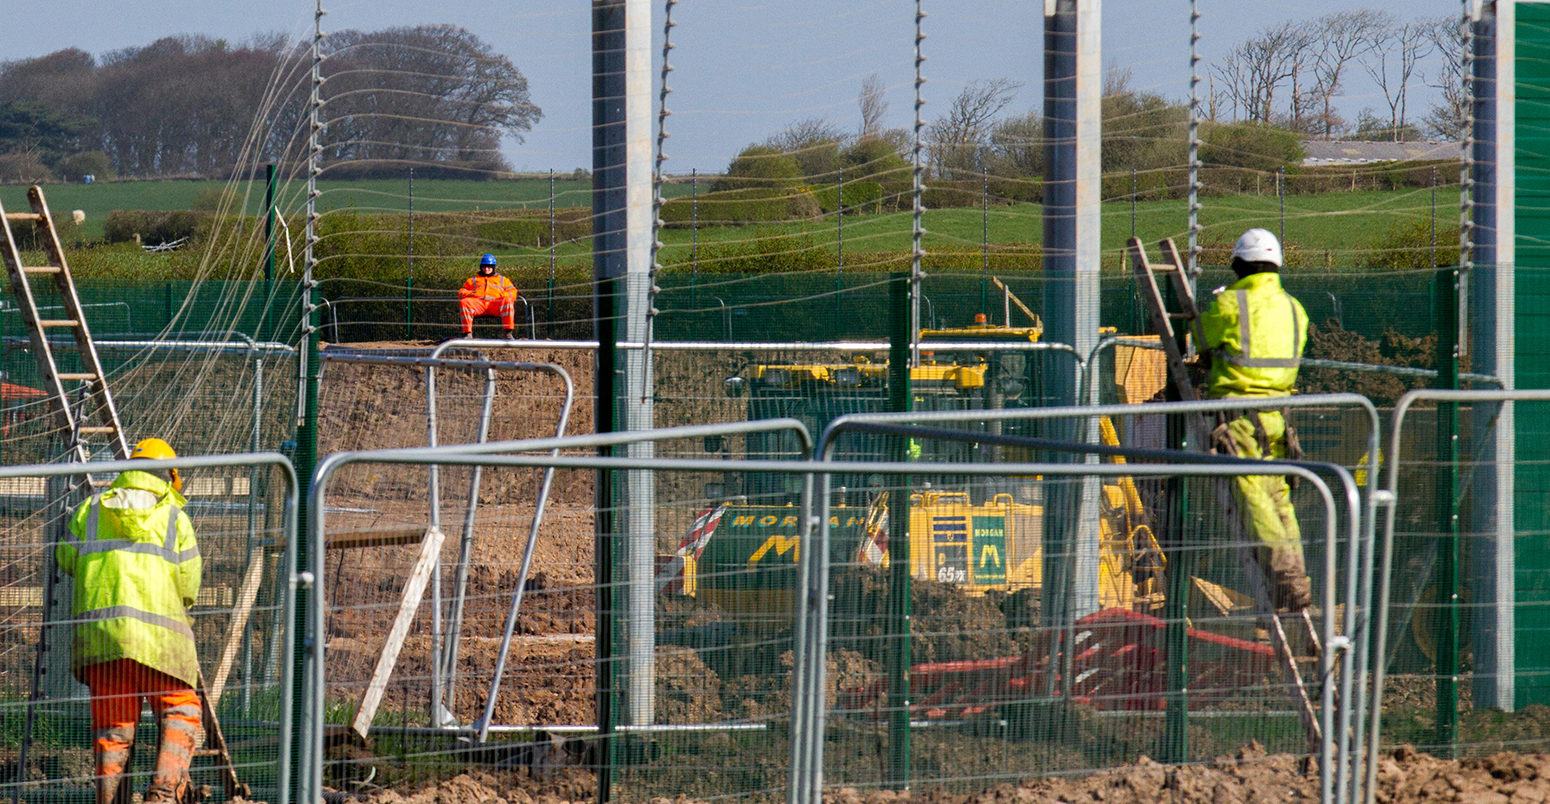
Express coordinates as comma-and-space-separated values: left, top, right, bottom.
1301, 140, 1458, 166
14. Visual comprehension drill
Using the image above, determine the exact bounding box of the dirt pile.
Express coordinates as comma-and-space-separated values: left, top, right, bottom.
341, 744, 1550, 803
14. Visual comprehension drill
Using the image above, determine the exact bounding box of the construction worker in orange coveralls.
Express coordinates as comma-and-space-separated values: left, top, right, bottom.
458, 253, 519, 340
57, 438, 202, 804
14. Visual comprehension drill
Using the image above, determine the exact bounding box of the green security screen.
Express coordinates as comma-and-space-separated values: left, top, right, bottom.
1517, 1, 1550, 708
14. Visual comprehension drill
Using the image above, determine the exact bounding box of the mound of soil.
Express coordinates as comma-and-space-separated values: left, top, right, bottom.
340, 744, 1550, 803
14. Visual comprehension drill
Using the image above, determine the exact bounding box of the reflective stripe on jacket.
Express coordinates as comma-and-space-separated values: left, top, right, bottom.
459, 273, 518, 302
57, 470, 202, 686
1198, 272, 1308, 399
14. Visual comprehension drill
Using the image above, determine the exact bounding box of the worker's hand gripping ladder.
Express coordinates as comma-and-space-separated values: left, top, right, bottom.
0, 187, 244, 803
1126, 236, 1325, 753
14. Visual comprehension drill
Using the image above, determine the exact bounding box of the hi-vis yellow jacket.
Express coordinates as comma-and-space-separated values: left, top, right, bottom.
57, 470, 202, 686
1199, 272, 1309, 399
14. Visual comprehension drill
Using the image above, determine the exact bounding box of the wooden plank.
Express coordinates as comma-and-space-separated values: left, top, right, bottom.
0, 476, 250, 497
197, 678, 249, 800
352, 526, 445, 739
326, 528, 427, 550
0, 586, 234, 608
205, 549, 266, 708
990, 276, 1040, 327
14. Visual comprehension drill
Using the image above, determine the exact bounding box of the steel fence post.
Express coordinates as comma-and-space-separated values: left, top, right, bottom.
1433, 268, 1462, 757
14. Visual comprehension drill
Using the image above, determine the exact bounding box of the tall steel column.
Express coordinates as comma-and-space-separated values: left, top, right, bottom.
292, 3, 325, 801
620, 0, 655, 731
1040, 0, 1103, 622
593, 0, 656, 759
592, 3, 626, 797
1469, 0, 1515, 712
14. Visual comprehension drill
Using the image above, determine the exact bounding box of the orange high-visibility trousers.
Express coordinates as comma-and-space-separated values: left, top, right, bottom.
459, 295, 515, 333
81, 659, 203, 804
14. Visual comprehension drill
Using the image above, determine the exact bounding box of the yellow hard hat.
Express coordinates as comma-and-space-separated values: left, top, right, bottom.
130, 438, 182, 491
131, 438, 177, 461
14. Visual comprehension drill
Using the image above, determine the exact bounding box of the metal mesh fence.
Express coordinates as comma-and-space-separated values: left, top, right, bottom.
0, 455, 296, 804
316, 269, 1443, 348
800, 402, 1371, 801
303, 400, 1372, 802
1, 279, 300, 467
1375, 393, 1550, 762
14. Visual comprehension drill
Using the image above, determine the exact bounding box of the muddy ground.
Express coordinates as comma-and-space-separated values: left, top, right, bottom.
337, 744, 1550, 803
313, 342, 1543, 803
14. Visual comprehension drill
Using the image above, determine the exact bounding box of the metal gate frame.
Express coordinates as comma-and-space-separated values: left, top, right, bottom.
322, 340, 580, 731
302, 417, 1367, 803
1371, 388, 1550, 803
794, 394, 1376, 804
0, 452, 299, 804
303, 420, 816, 800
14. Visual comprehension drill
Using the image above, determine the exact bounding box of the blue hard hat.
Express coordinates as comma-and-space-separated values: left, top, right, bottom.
480, 253, 497, 267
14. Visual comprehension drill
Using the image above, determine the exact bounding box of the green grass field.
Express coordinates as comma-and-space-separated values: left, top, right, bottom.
1, 177, 1458, 269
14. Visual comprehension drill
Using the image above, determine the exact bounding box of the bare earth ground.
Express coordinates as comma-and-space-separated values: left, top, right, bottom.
344, 745, 1550, 803
319, 343, 1549, 803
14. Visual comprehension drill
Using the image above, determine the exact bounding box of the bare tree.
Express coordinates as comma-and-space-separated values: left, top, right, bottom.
928, 78, 1020, 179
766, 117, 846, 180
987, 112, 1041, 178
859, 72, 888, 138
1422, 14, 1468, 140
1360, 18, 1433, 141
1212, 49, 1252, 122
1308, 10, 1388, 138
1103, 63, 1133, 97
1214, 22, 1306, 124
320, 25, 541, 175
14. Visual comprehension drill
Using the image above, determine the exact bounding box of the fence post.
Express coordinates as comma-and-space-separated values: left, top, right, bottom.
406, 167, 414, 340
1277, 165, 1285, 247
549, 169, 556, 337
1433, 267, 1462, 757
264, 163, 277, 342
837, 163, 845, 328
1162, 263, 1191, 764
886, 272, 913, 789
982, 166, 990, 312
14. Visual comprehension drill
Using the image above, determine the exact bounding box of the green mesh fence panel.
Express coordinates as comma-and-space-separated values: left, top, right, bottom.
1, 280, 302, 466
0, 461, 296, 802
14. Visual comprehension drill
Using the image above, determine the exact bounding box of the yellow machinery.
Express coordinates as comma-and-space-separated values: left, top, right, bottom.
664, 320, 1169, 615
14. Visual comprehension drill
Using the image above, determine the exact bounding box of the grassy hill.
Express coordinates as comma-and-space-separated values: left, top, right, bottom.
1, 177, 1459, 270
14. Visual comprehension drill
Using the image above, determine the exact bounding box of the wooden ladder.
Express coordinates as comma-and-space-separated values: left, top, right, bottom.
1, 186, 246, 802
0, 185, 130, 464
1126, 236, 1324, 753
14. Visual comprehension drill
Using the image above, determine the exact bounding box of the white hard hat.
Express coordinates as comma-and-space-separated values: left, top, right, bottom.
1231, 228, 1283, 267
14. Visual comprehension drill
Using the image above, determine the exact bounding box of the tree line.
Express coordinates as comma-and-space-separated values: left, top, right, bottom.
720, 9, 1463, 204
0, 25, 540, 183
1211, 10, 1464, 141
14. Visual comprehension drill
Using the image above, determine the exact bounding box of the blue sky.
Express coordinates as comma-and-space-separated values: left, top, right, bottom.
0, 0, 1456, 172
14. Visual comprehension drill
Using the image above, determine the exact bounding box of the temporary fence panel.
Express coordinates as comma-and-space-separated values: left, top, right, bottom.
0, 278, 300, 470
798, 398, 1373, 804
302, 405, 1368, 803
302, 430, 824, 804
1376, 391, 1550, 769
0, 453, 298, 804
